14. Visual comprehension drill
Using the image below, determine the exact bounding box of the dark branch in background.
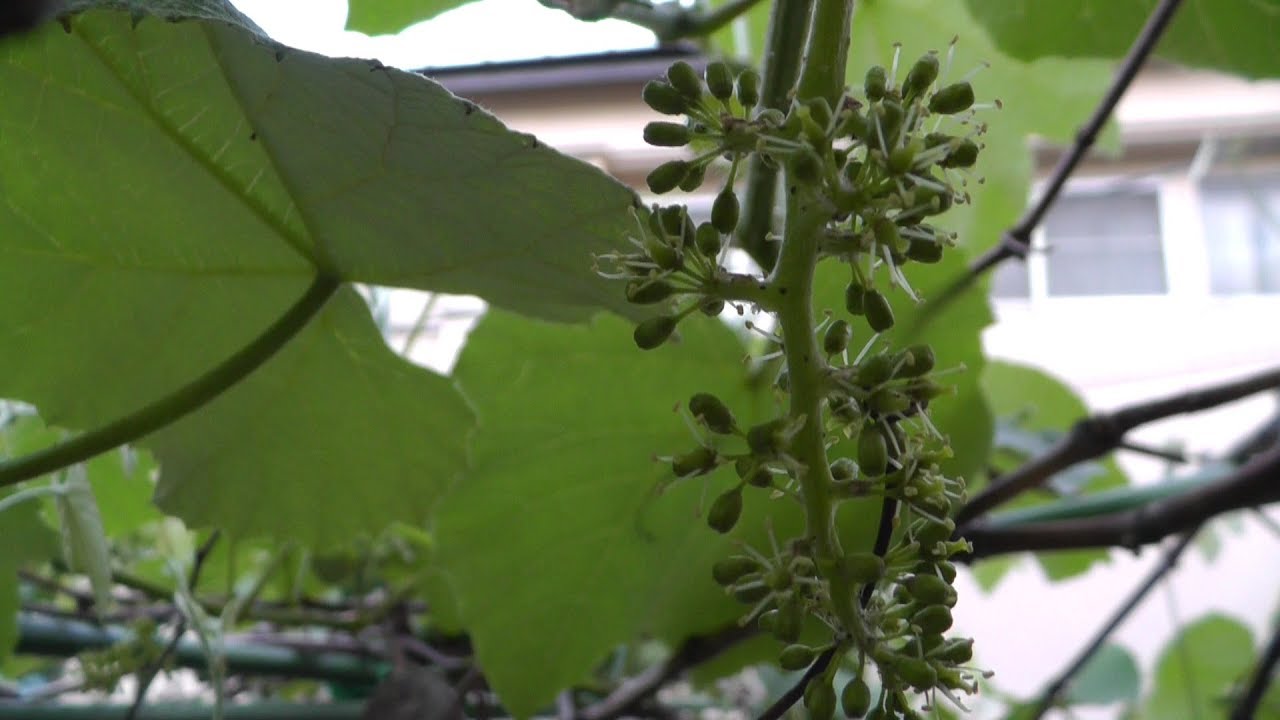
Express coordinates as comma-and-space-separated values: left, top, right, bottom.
0, 274, 340, 490
862, 498, 899, 607
537, 0, 764, 42
1231, 613, 1280, 720
964, 443, 1280, 557
958, 365, 1280, 526
913, 0, 1186, 329
1028, 529, 1199, 719
757, 647, 837, 720
578, 624, 755, 720
1116, 439, 1188, 464
734, 0, 812, 271
125, 531, 222, 720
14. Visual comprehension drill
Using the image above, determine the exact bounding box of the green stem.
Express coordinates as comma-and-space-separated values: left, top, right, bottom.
736, 0, 813, 271
0, 483, 63, 514
0, 274, 341, 490
795, 0, 855, 105
771, 185, 862, 640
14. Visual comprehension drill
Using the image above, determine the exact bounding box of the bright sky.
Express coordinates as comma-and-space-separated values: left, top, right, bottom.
229, 0, 656, 69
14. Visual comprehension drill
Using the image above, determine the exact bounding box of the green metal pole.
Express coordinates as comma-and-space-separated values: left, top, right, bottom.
16, 614, 386, 686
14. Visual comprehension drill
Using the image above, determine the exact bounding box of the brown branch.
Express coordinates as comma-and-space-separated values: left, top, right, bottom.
966, 0, 1186, 275
964, 444, 1280, 558
958, 365, 1280, 526
1230, 614, 1280, 720
577, 624, 756, 720
757, 647, 837, 720
1028, 529, 1199, 719
912, 0, 1186, 333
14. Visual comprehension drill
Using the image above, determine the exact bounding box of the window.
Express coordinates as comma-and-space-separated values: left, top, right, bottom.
1200, 174, 1280, 294
1042, 191, 1166, 296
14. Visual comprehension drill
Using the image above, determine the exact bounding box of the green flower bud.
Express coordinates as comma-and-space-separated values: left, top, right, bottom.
678, 163, 706, 192
845, 281, 866, 315
747, 418, 787, 455
707, 486, 743, 534
932, 638, 973, 664
689, 392, 736, 433
672, 446, 718, 478
913, 518, 956, 551
841, 678, 872, 718
941, 138, 979, 168
695, 222, 722, 258
888, 143, 917, 175
712, 555, 759, 585
758, 608, 780, 632
936, 560, 958, 584
643, 121, 690, 147
873, 100, 905, 147
907, 573, 954, 606
646, 160, 689, 194
823, 319, 852, 355
779, 644, 817, 671
897, 657, 938, 691
855, 352, 897, 387
765, 565, 792, 591
900, 345, 936, 376
642, 80, 688, 115
837, 106, 869, 140
864, 289, 895, 332
929, 81, 975, 115
736, 68, 761, 108
711, 188, 739, 235
774, 599, 803, 643
829, 457, 857, 482
666, 60, 704, 101
643, 234, 683, 271
858, 426, 889, 477
700, 298, 726, 316
912, 605, 953, 635
843, 552, 885, 584
904, 53, 939, 98
864, 65, 888, 101
705, 61, 734, 101
869, 388, 910, 415
625, 279, 676, 304
805, 96, 833, 130
633, 315, 678, 350
754, 107, 784, 126
805, 678, 837, 720
906, 236, 943, 263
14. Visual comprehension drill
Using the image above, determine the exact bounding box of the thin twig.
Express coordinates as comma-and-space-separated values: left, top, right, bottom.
958, 365, 1280, 526
757, 647, 837, 720
578, 624, 755, 720
1116, 439, 1188, 464
862, 497, 899, 608
1230, 614, 1280, 720
963, 444, 1280, 557
124, 530, 221, 720
967, 0, 1186, 275
1027, 529, 1199, 719
914, 0, 1186, 329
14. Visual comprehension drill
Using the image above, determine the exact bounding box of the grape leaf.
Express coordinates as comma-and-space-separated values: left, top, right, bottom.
1065, 643, 1140, 706
346, 0, 477, 35
1145, 613, 1254, 718
966, 0, 1280, 80
2, 0, 640, 543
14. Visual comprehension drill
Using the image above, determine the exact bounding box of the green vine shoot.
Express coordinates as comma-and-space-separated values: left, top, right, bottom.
597, 15, 993, 719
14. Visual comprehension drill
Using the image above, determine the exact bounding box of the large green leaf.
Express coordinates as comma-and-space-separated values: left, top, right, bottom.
980, 361, 1128, 583
1144, 614, 1254, 718
965, 0, 1280, 80
1, 1, 640, 543
435, 309, 879, 716
1065, 643, 1141, 706
346, 0, 477, 35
